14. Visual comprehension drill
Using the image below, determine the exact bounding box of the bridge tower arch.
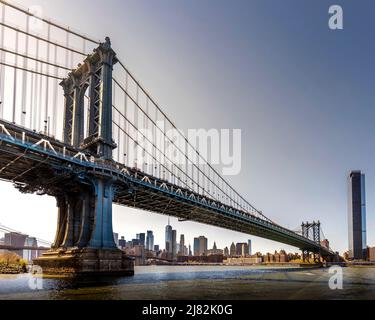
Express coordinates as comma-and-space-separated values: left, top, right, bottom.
301, 221, 321, 263
34, 38, 133, 276
61, 37, 117, 160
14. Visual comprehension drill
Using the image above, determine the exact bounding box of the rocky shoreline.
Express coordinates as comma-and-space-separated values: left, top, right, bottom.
0, 264, 27, 274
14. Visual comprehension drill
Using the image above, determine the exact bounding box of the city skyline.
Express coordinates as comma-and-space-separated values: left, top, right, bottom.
0, 0, 374, 255
112, 219, 256, 256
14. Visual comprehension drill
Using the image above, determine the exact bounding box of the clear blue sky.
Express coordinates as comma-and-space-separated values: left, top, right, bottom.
1, 0, 374, 254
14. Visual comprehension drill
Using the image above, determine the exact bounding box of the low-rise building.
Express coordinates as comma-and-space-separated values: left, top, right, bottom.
226, 257, 262, 265
367, 247, 375, 262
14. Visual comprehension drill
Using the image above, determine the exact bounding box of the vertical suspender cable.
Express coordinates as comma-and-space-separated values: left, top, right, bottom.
124, 73, 128, 166
65, 31, 69, 68
44, 23, 50, 134
12, 30, 19, 123
0, 3, 5, 119
32, 39, 39, 131
52, 44, 58, 136
37, 39, 42, 131
29, 67, 34, 129
21, 14, 29, 126
115, 83, 120, 162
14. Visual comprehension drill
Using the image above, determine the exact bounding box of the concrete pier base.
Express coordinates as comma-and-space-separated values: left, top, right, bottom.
33, 248, 134, 277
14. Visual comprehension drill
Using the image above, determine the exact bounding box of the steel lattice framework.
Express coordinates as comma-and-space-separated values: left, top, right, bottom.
0, 0, 336, 259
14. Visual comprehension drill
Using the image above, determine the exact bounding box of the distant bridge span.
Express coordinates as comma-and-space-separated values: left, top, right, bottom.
0, 244, 49, 251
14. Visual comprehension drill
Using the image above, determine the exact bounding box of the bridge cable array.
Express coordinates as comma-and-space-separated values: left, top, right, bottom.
0, 0, 279, 226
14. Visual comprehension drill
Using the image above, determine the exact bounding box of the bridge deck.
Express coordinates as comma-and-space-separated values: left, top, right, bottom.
0, 119, 333, 256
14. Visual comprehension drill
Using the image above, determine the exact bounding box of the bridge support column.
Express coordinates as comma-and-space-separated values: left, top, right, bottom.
87, 179, 117, 249
34, 177, 134, 277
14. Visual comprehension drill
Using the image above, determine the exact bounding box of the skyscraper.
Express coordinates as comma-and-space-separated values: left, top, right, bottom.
193, 238, 200, 256
198, 236, 208, 256
248, 239, 252, 256
165, 219, 173, 253
137, 233, 145, 247
230, 242, 236, 257
236, 243, 248, 257
179, 234, 185, 256
224, 247, 229, 257
172, 230, 177, 259
146, 231, 154, 251
348, 171, 367, 260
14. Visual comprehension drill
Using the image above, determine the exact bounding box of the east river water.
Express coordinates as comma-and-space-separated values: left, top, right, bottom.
0, 265, 374, 300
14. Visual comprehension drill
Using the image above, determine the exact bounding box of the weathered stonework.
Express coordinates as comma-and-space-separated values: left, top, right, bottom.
34, 248, 134, 276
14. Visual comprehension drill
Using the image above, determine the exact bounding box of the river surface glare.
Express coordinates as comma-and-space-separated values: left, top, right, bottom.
0, 265, 374, 300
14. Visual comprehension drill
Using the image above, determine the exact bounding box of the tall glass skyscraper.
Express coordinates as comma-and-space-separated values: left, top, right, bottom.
165, 219, 173, 253
146, 230, 154, 251
136, 233, 145, 247
348, 171, 367, 260
172, 230, 177, 259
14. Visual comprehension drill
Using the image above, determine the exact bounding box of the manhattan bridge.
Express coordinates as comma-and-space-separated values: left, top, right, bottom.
0, 1, 337, 275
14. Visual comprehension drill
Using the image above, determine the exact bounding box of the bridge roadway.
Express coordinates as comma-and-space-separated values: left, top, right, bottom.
0, 119, 333, 257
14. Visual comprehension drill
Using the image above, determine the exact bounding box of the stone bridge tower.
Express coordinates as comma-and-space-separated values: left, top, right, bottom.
34, 38, 133, 276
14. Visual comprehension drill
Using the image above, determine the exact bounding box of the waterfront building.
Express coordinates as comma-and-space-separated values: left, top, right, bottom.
348, 171, 367, 260
119, 236, 126, 249
226, 256, 262, 265
248, 239, 252, 256
4, 232, 28, 257
154, 245, 160, 252
177, 255, 224, 264
279, 250, 288, 263
0, 237, 4, 255
367, 247, 375, 262
207, 242, 223, 256
188, 244, 192, 256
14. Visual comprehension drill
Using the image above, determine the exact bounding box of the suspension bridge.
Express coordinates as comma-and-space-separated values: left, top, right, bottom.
0, 223, 50, 257
0, 1, 337, 275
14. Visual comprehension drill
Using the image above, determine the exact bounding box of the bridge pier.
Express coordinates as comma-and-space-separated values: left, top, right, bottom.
34, 177, 134, 277
33, 38, 134, 276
